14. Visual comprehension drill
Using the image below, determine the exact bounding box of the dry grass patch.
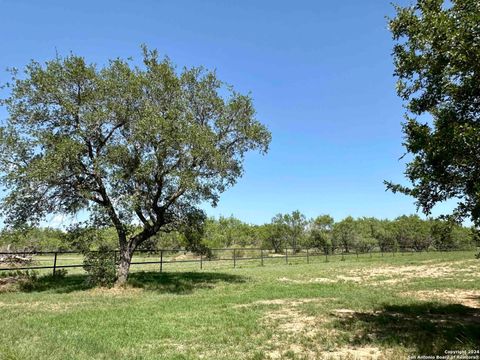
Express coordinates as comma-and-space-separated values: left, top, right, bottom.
259, 298, 352, 359
86, 286, 144, 297
402, 289, 480, 309
347, 260, 479, 286
0, 299, 90, 312
277, 261, 478, 287
320, 345, 386, 360
278, 276, 337, 284
235, 297, 334, 308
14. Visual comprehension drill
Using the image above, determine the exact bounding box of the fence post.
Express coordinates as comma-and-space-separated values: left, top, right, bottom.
325, 250, 328, 263
233, 249, 236, 268
356, 249, 359, 259
341, 252, 345, 261
200, 253, 203, 270
53, 251, 57, 276
306, 248, 309, 264
160, 250, 163, 273
285, 248, 288, 264
261, 249, 264, 266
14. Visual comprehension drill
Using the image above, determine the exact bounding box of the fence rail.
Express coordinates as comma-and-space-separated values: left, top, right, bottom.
0, 247, 476, 275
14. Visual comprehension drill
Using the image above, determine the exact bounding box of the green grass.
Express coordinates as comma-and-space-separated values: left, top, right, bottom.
0, 251, 479, 359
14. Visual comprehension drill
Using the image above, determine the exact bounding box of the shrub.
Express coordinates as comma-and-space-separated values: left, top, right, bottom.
16, 270, 39, 292
83, 245, 116, 287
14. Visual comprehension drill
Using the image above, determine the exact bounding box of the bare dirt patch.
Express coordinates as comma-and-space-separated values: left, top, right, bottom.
277, 261, 478, 287
321, 345, 385, 360
402, 289, 480, 309
350, 261, 479, 285
260, 298, 341, 359
235, 297, 333, 308
278, 276, 337, 284
265, 306, 318, 334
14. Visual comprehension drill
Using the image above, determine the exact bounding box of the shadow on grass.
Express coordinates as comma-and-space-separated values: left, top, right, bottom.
128, 271, 247, 294
332, 302, 480, 354
17, 271, 246, 295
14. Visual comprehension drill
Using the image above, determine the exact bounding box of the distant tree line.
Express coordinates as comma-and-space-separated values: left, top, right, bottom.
0, 212, 477, 253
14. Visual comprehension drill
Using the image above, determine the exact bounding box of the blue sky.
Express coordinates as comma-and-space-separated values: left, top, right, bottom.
0, 0, 456, 226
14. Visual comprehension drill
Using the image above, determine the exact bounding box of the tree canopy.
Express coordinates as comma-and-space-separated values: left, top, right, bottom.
0, 46, 271, 283
385, 0, 480, 226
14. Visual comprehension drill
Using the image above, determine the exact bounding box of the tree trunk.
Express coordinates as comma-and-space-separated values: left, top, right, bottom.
115, 247, 133, 286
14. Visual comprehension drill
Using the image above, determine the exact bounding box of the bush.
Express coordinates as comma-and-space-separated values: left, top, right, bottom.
83, 245, 116, 287
16, 270, 39, 292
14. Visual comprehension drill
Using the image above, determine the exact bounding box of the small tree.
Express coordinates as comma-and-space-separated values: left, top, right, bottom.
280, 210, 307, 252
308, 215, 334, 253
332, 216, 357, 253
393, 215, 432, 251
373, 220, 397, 252
0, 47, 271, 285
267, 214, 290, 253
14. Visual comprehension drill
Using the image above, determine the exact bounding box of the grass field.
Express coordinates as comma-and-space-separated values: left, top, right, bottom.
0, 251, 479, 359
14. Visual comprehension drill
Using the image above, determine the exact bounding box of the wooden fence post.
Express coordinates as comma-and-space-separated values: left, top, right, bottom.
53, 252, 57, 276
160, 250, 163, 273
261, 249, 264, 266
233, 249, 236, 268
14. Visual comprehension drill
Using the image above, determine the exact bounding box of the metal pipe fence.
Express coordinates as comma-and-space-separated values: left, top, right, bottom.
0, 246, 476, 276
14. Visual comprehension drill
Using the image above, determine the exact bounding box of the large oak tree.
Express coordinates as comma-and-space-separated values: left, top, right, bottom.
386, 0, 480, 227
0, 47, 271, 284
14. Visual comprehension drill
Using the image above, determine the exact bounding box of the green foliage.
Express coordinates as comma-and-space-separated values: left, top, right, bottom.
203, 216, 258, 249
63, 224, 118, 251
82, 244, 117, 287
0, 213, 475, 254
16, 270, 39, 292
0, 227, 66, 251
393, 215, 432, 251
269, 211, 307, 252
257, 222, 287, 253
386, 0, 480, 226
0, 46, 271, 282
332, 216, 357, 253
308, 215, 334, 252
354, 217, 379, 252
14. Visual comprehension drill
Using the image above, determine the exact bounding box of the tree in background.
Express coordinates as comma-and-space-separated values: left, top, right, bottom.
386, 0, 480, 229
308, 215, 334, 253
332, 216, 357, 253
0, 47, 271, 285
180, 209, 207, 254
0, 227, 65, 251
393, 215, 432, 251
373, 219, 397, 252
257, 221, 287, 253
0, 214, 476, 254
269, 211, 307, 252
354, 217, 379, 253
202, 216, 257, 249
284, 210, 307, 252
